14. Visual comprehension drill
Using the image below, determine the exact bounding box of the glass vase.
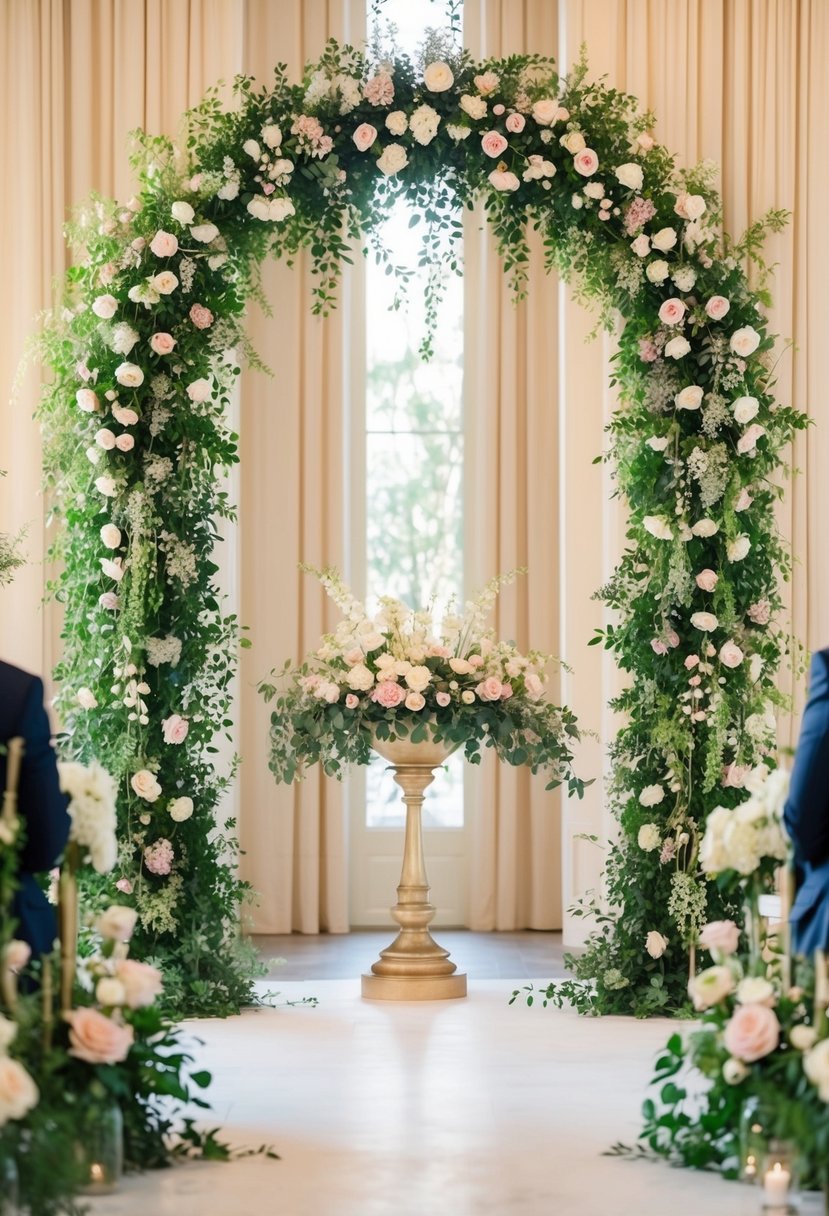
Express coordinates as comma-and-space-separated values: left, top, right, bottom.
76, 1098, 123, 1195
739, 1096, 778, 1184
760, 1139, 800, 1212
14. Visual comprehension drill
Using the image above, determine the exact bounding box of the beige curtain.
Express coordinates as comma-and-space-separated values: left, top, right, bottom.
1, 0, 828, 939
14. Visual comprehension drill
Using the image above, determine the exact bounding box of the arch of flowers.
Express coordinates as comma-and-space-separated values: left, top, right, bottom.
40, 38, 806, 1017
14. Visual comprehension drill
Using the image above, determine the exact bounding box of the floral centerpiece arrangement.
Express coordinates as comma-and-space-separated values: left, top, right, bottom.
0, 758, 257, 1215
260, 568, 587, 798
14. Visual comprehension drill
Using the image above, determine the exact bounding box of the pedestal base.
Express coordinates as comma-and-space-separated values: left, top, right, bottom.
361, 971, 468, 1001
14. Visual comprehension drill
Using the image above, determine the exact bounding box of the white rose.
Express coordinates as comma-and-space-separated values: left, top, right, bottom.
95, 428, 116, 450
95, 475, 118, 497
186, 378, 212, 403
347, 664, 374, 692
722, 1057, 749, 1085
790, 1025, 819, 1051
638, 823, 661, 851
664, 336, 691, 359
76, 687, 98, 710
100, 524, 121, 549
691, 612, 719, 632
262, 123, 282, 148
651, 227, 678, 251
168, 796, 194, 823
243, 138, 261, 160
446, 123, 471, 141
110, 323, 139, 355
732, 396, 759, 424
630, 234, 651, 256
688, 965, 735, 1010
803, 1039, 829, 1101
190, 223, 219, 243
727, 535, 751, 562
171, 201, 195, 224
114, 362, 144, 388
730, 326, 761, 357
583, 181, 605, 200
639, 785, 665, 808
736, 977, 776, 1006
460, 94, 488, 121
131, 769, 162, 802
92, 294, 119, 319
691, 518, 719, 537
615, 162, 643, 191
423, 61, 454, 92
217, 178, 240, 201
645, 931, 668, 959
675, 385, 704, 410
532, 99, 559, 125
461, 690, 476, 705
560, 130, 586, 154
377, 143, 409, 176
643, 515, 673, 541
671, 266, 697, 292
646, 259, 670, 283
405, 665, 432, 693
647, 436, 670, 451
96, 905, 138, 941
410, 104, 440, 146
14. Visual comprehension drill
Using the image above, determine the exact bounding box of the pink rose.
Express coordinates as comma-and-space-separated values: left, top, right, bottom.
723, 1003, 780, 1062
150, 332, 176, 355
705, 295, 730, 320
149, 230, 179, 258
76, 388, 100, 413
345, 693, 359, 710
161, 714, 189, 745
573, 148, 599, 176
189, 303, 214, 329
722, 763, 750, 789
630, 234, 650, 257
467, 654, 485, 669
699, 920, 740, 956
112, 406, 139, 426
187, 378, 212, 403
684, 655, 700, 669
99, 591, 120, 611
115, 959, 163, 1008
67, 1007, 134, 1065
481, 131, 508, 158
352, 123, 378, 152
115, 434, 135, 452
0, 1057, 39, 1119
658, 298, 687, 326
371, 681, 406, 709
505, 113, 525, 134
436, 691, 451, 707
476, 676, 503, 701
735, 488, 753, 512
488, 169, 520, 192
651, 639, 668, 656
719, 641, 744, 668
748, 600, 771, 626
738, 424, 765, 454
92, 294, 118, 319
500, 683, 513, 699
115, 877, 133, 894
405, 691, 426, 711
524, 673, 543, 699
695, 569, 718, 592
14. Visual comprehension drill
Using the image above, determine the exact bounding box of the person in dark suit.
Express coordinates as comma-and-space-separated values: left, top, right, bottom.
784, 647, 829, 955
0, 660, 71, 959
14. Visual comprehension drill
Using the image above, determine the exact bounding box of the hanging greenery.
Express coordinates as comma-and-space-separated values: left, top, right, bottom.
36, 31, 806, 1017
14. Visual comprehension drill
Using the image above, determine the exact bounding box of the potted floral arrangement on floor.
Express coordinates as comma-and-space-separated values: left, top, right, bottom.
260, 566, 587, 796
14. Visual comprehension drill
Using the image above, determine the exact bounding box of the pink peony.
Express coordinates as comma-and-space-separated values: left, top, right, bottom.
67, 1007, 134, 1064
658, 298, 687, 326
149, 230, 179, 258
699, 919, 740, 956
505, 112, 525, 133
352, 123, 378, 152
371, 681, 406, 709
144, 838, 174, 876
150, 332, 176, 355
363, 72, 394, 106
695, 569, 718, 592
705, 295, 730, 320
638, 338, 659, 362
115, 959, 163, 1008
189, 303, 214, 329
161, 714, 189, 745
723, 1003, 780, 1062
436, 691, 451, 707
481, 130, 509, 158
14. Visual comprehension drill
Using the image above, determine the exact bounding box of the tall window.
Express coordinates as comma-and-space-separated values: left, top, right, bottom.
364, 0, 464, 828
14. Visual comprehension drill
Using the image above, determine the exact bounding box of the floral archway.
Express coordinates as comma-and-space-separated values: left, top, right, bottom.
40, 38, 805, 1016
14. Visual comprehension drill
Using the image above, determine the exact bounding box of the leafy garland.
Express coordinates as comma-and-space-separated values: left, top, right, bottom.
37, 33, 806, 1016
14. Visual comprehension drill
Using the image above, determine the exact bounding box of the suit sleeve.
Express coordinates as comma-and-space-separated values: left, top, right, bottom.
17, 676, 71, 873
784, 651, 829, 865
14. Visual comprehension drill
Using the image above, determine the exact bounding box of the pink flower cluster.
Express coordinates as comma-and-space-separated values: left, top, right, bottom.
623, 195, 656, 235
144, 837, 174, 876
291, 114, 333, 159
363, 72, 394, 106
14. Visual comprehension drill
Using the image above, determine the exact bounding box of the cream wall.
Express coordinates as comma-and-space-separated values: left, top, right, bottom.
0, 0, 826, 937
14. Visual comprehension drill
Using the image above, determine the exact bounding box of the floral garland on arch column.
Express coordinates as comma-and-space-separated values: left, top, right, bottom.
37, 35, 806, 1017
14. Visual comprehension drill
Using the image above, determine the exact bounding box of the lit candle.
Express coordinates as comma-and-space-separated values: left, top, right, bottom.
763, 1161, 791, 1205
89, 1164, 105, 1185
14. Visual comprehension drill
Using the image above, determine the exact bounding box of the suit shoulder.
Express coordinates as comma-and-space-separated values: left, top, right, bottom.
0, 661, 41, 737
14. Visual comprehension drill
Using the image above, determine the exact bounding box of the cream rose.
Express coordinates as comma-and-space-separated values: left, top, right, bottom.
115, 362, 144, 388
377, 143, 409, 176
96, 977, 127, 1007
727, 535, 751, 562
115, 959, 164, 1008
423, 61, 454, 92
489, 170, 520, 192
404, 691, 426, 712
631, 234, 651, 257
719, 641, 744, 669
67, 1007, 134, 1064
95, 428, 116, 450
639, 785, 665, 807
531, 98, 558, 125
664, 336, 691, 359
699, 920, 740, 957
112, 405, 138, 426
405, 665, 432, 694
96, 905, 138, 941
651, 227, 678, 251
790, 1025, 819, 1052
691, 518, 719, 538
804, 1040, 829, 1101
347, 664, 374, 692
0, 1056, 39, 1121
691, 612, 719, 632
643, 515, 673, 541
637, 823, 661, 851
4, 940, 31, 972
646, 259, 670, 283
688, 965, 735, 1011
732, 396, 759, 424
675, 385, 703, 410
92, 293, 119, 319
560, 130, 586, 154
658, 298, 686, 326
645, 931, 668, 959
76, 687, 98, 710
573, 148, 599, 176
722, 1058, 749, 1085
168, 796, 194, 823
737, 423, 765, 455
76, 388, 100, 413
0, 1015, 16, 1051
131, 769, 162, 802
171, 200, 195, 224
695, 569, 718, 592
149, 230, 179, 258
186, 378, 212, 403
151, 270, 179, 295
460, 94, 488, 121
730, 326, 761, 357
385, 111, 408, 136
723, 1003, 780, 1062
190, 223, 219, 243
705, 295, 730, 320
736, 977, 776, 1007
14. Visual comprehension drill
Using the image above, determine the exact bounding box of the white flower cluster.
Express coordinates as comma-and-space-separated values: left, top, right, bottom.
58, 759, 118, 873
144, 634, 182, 667
699, 767, 790, 877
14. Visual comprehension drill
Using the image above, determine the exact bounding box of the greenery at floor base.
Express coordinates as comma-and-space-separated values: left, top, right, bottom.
36, 28, 806, 1014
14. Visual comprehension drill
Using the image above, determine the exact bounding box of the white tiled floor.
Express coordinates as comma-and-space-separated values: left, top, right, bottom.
86, 977, 825, 1216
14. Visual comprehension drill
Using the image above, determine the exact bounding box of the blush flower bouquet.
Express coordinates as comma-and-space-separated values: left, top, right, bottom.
260, 568, 587, 798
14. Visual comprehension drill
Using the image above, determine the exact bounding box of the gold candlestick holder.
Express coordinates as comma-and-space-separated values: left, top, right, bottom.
361, 732, 467, 1001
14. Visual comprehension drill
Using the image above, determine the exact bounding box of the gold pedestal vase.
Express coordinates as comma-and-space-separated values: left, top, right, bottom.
361, 732, 467, 1001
